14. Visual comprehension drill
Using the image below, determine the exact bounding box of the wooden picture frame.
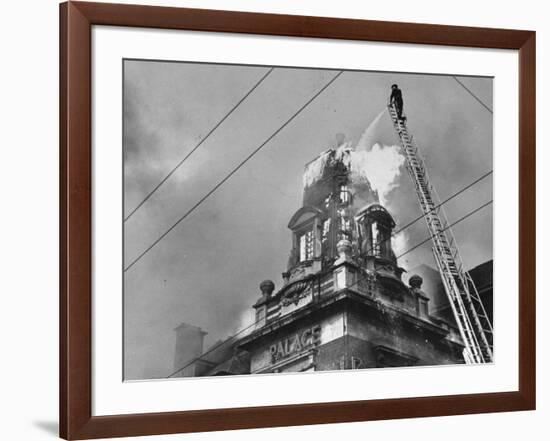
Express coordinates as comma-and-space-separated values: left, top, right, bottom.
60, 1, 536, 439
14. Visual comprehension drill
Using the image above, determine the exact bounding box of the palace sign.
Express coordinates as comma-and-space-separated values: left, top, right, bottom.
270, 325, 321, 363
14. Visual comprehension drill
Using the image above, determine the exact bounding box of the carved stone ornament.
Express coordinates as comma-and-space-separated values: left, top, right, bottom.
281, 281, 310, 306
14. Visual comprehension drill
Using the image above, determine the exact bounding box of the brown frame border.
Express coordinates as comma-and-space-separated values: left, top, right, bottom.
60, 1, 536, 439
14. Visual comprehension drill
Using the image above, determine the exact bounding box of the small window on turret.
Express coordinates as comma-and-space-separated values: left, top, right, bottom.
372, 222, 381, 256
339, 185, 350, 204
256, 307, 265, 323
368, 219, 393, 259
299, 230, 314, 262
322, 219, 331, 242
356, 204, 396, 260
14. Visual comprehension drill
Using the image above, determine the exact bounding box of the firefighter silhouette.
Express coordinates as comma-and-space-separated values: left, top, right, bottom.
390, 84, 405, 121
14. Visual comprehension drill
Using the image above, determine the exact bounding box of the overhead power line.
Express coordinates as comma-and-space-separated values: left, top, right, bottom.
166, 196, 492, 378
391, 169, 492, 240
452, 76, 493, 114
345, 200, 493, 295
124, 70, 344, 272
393, 199, 492, 261
124, 67, 275, 222
167, 319, 259, 378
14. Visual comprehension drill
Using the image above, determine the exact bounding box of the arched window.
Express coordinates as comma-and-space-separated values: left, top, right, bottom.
298, 229, 314, 261
339, 184, 351, 204
355, 204, 396, 261
287, 206, 324, 266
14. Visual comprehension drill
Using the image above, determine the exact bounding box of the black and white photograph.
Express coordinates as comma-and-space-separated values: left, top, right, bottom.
123, 60, 494, 381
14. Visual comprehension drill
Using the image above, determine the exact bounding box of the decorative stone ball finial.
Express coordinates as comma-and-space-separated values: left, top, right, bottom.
336, 239, 352, 257
409, 274, 423, 289
260, 280, 275, 297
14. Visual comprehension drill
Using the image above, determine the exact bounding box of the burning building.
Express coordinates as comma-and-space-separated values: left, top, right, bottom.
172, 136, 492, 377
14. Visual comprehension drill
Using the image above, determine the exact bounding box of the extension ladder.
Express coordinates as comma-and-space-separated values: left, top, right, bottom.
388, 104, 493, 363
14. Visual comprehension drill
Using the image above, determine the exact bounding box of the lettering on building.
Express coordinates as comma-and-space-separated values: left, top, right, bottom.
269, 325, 321, 363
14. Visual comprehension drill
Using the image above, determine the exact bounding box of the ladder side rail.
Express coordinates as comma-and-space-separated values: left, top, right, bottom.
388, 104, 493, 362
404, 115, 490, 309
404, 142, 463, 282
457, 267, 493, 359
465, 271, 493, 333
432, 240, 480, 338
433, 237, 486, 362
408, 131, 462, 251
397, 119, 462, 282
432, 248, 483, 363
464, 272, 494, 347
409, 135, 493, 359
464, 291, 493, 359
400, 122, 480, 350
421, 151, 494, 357
407, 134, 483, 297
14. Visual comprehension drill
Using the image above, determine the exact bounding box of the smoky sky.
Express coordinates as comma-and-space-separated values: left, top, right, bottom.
123, 60, 493, 380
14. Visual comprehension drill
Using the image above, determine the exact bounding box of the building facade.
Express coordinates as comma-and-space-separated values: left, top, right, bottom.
174, 143, 476, 377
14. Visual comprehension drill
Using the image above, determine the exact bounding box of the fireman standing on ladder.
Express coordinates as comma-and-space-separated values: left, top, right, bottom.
390, 84, 405, 121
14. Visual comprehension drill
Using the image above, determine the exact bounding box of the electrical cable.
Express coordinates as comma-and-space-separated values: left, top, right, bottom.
346, 199, 493, 293
124, 70, 344, 272
391, 170, 492, 240
124, 67, 275, 222
165, 197, 492, 378
452, 76, 493, 114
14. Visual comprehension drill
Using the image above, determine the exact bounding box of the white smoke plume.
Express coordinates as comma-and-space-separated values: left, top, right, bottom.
303, 108, 407, 248
234, 306, 256, 337
392, 230, 408, 258
352, 108, 405, 207
350, 144, 404, 207
353, 108, 407, 255
303, 150, 331, 188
